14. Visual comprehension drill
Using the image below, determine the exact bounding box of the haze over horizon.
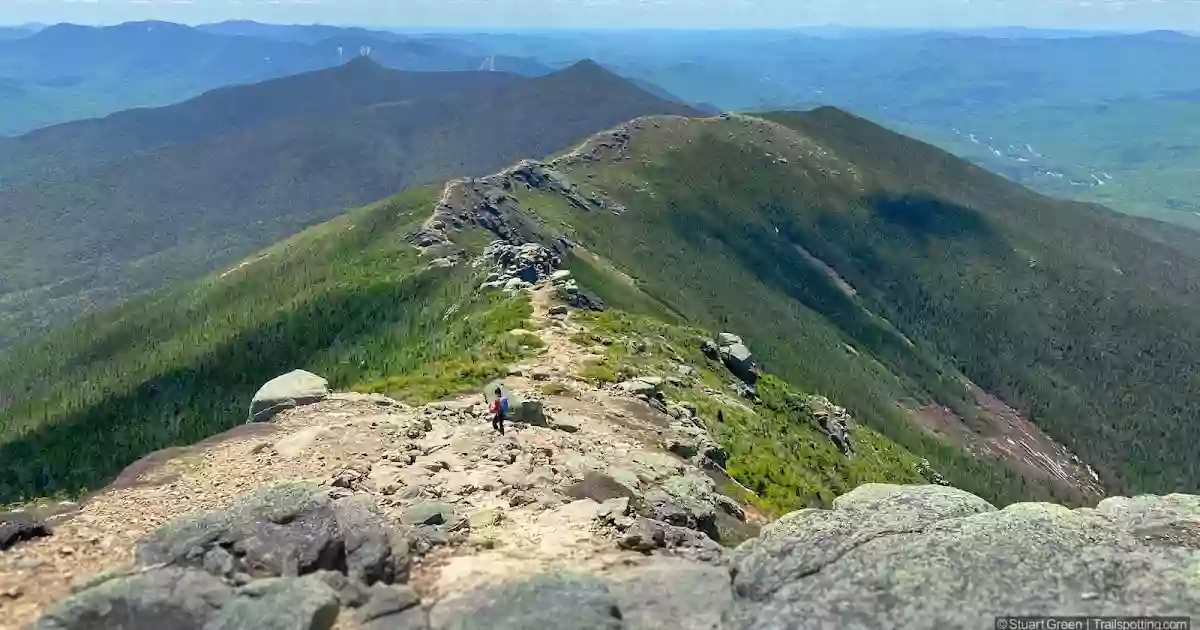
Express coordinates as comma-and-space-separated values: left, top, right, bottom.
2, 0, 1198, 31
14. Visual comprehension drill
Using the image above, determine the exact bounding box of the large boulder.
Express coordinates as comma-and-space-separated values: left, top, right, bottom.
248, 370, 329, 423
136, 483, 408, 586
717, 333, 743, 347
34, 568, 341, 630
606, 559, 733, 630
357, 584, 425, 630
430, 572, 622, 630
727, 484, 1200, 630
719, 343, 756, 385
33, 567, 234, 630
640, 474, 724, 542
666, 422, 728, 469
399, 502, 462, 529
1, 511, 51, 550
206, 576, 340, 630
513, 400, 548, 426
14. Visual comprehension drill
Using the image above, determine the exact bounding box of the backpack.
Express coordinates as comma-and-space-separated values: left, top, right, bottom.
499, 396, 510, 415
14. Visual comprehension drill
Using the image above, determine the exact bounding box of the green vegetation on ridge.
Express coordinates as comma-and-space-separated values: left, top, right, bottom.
570, 308, 927, 514
523, 110, 1200, 500
0, 190, 539, 504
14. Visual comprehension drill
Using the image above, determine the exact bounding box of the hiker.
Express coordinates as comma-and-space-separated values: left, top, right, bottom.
490, 387, 509, 435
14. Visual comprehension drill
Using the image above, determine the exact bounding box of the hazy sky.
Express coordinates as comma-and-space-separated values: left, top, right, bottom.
1, 0, 1198, 30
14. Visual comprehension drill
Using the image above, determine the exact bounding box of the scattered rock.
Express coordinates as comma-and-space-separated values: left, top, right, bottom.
508, 493, 534, 508
136, 483, 407, 585
549, 305, 569, 316
914, 458, 949, 486
357, 584, 421, 625
332, 468, 366, 490
312, 570, 370, 608
549, 270, 573, 284
700, 340, 719, 360
619, 518, 665, 552
717, 333, 743, 347
1, 511, 52, 550
467, 509, 505, 529
667, 422, 728, 469
400, 502, 459, 528
564, 472, 637, 503
503, 277, 529, 292
565, 291, 605, 312
513, 400, 548, 427
553, 419, 581, 433
420, 460, 449, 472
248, 370, 330, 423
596, 497, 631, 524
809, 396, 855, 457
618, 377, 663, 399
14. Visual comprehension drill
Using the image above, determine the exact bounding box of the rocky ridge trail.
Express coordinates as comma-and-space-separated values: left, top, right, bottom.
0, 273, 761, 630
4, 253, 1200, 628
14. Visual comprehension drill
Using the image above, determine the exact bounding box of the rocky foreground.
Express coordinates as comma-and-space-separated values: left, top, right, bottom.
3, 282, 1200, 630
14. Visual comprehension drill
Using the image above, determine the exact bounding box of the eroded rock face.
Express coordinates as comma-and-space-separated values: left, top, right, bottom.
249, 370, 330, 423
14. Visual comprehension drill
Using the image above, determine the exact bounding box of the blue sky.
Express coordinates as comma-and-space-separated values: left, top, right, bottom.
1, 0, 1198, 30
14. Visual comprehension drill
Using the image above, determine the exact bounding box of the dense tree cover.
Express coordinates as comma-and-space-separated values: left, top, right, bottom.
0, 190, 536, 504
554, 203, 1064, 508
532, 110, 1200, 498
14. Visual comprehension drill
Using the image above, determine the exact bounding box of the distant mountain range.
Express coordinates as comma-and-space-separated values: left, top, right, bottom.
426, 28, 1200, 229
0, 58, 698, 348
0, 21, 549, 136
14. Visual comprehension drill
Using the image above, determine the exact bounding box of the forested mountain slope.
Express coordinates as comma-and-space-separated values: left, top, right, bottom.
6, 109, 1152, 513
0, 60, 698, 349
457, 109, 1200, 498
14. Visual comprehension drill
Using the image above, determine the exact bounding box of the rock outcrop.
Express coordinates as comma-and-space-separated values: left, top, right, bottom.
35, 484, 412, 630
726, 484, 1200, 629
1, 512, 52, 551
715, 334, 757, 387
248, 371, 330, 423
136, 483, 408, 585
807, 395, 855, 457
477, 240, 604, 312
